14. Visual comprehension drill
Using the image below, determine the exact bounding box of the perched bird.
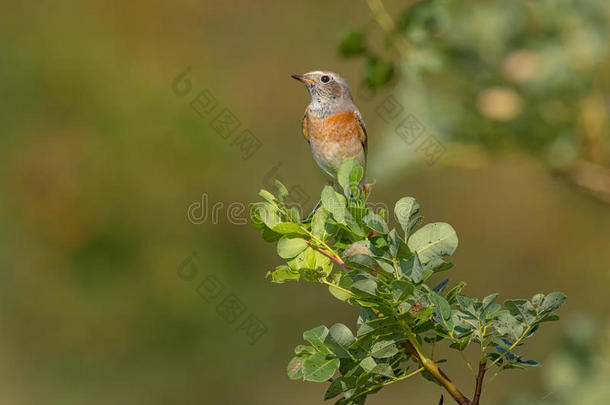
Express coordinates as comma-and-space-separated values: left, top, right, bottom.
291, 70, 367, 182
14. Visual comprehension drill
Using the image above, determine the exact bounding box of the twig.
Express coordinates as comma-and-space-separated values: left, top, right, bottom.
307, 242, 351, 271
351, 366, 425, 401
307, 232, 345, 263
365, 0, 411, 59
321, 278, 354, 298
401, 341, 472, 405
486, 370, 500, 385
486, 325, 531, 370
472, 360, 487, 405
459, 350, 476, 378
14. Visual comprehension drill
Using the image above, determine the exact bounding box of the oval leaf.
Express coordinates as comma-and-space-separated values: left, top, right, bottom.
407, 222, 458, 264
303, 352, 340, 382
277, 237, 308, 259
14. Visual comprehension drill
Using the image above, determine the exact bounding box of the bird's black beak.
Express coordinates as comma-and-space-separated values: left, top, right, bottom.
291, 74, 313, 84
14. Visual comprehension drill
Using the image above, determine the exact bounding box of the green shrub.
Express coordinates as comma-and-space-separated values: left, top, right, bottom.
252, 159, 566, 405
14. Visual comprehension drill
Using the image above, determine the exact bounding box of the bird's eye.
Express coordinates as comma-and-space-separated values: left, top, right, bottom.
321, 75, 330, 83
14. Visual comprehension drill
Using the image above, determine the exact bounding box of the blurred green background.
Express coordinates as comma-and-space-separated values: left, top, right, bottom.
1, 1, 609, 404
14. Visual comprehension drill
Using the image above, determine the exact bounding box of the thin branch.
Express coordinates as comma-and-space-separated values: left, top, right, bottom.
394, 366, 425, 382
389, 351, 407, 368
486, 325, 531, 370
459, 350, 476, 378
351, 366, 425, 401
487, 370, 499, 385
365, 0, 411, 59
308, 242, 351, 271
321, 278, 354, 298
472, 360, 487, 405
306, 231, 345, 265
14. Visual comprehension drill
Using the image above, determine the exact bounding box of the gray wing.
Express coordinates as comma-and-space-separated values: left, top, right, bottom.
301, 109, 310, 144
355, 109, 368, 159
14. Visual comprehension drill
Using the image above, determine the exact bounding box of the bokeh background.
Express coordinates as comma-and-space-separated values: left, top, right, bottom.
1, 0, 609, 404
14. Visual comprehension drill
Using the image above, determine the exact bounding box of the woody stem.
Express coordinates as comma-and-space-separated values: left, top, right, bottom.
392, 317, 471, 405
472, 360, 487, 405
401, 341, 472, 405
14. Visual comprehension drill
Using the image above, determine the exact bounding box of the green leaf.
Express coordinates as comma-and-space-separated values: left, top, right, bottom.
328, 272, 353, 301
391, 280, 414, 301
398, 255, 423, 283
482, 293, 499, 311
357, 316, 399, 337
536, 314, 560, 324
275, 180, 289, 202
362, 213, 389, 234
430, 292, 452, 321
371, 339, 399, 358
359, 356, 394, 378
303, 325, 330, 352
504, 299, 537, 324
258, 189, 278, 204
267, 265, 300, 283
287, 356, 305, 380
387, 228, 412, 258
256, 204, 282, 229
277, 236, 308, 259
287, 247, 332, 278
540, 292, 566, 313
349, 166, 364, 191
337, 158, 363, 199
312, 208, 336, 240
432, 279, 450, 294
321, 186, 347, 225
494, 312, 524, 341
325, 377, 351, 400
446, 282, 466, 304
394, 197, 421, 237
250, 202, 266, 229
423, 258, 454, 273
313, 250, 333, 276
326, 323, 356, 358
449, 336, 470, 351
261, 226, 282, 242
457, 295, 477, 315
344, 212, 366, 237
287, 207, 301, 223
352, 279, 378, 297
453, 310, 478, 333
272, 222, 308, 235
344, 254, 377, 275
407, 222, 458, 264
294, 345, 316, 356
303, 352, 340, 382
531, 293, 544, 307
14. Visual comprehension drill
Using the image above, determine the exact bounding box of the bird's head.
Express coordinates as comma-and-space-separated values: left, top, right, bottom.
291, 70, 353, 108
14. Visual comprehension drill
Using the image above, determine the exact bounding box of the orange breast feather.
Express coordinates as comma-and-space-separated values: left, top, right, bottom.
307, 111, 364, 144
